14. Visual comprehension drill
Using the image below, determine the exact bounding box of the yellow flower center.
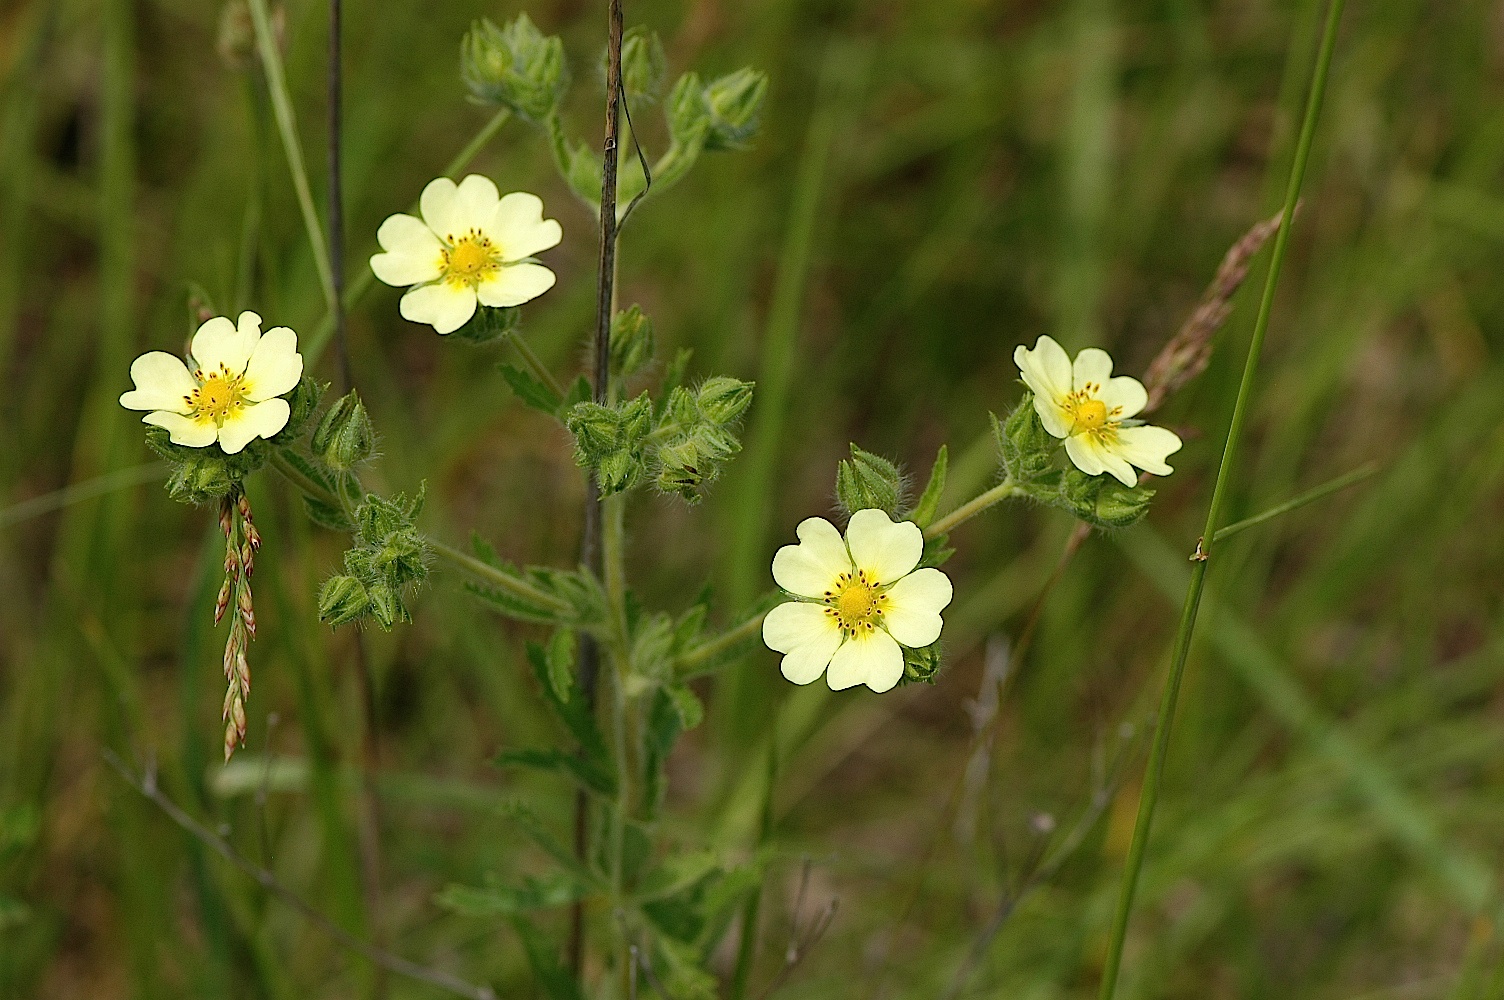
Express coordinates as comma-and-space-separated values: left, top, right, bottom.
442, 231, 502, 287
186, 365, 249, 425
1065, 385, 1120, 438
824, 569, 889, 637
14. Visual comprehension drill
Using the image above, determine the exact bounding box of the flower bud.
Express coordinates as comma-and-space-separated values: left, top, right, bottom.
695, 376, 753, 425
612, 27, 666, 104
902, 641, 943, 685
610, 305, 656, 380
461, 14, 569, 123
165, 455, 236, 505
311, 391, 375, 471
666, 72, 709, 147
997, 393, 1056, 483
317, 574, 370, 628
702, 68, 767, 151
1057, 471, 1153, 529
835, 445, 903, 519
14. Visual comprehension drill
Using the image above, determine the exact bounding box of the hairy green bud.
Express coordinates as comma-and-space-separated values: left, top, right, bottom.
567, 395, 654, 495
460, 14, 569, 122
611, 305, 656, 380
702, 68, 767, 151
311, 391, 374, 472
997, 393, 1056, 483
609, 27, 666, 104
317, 574, 370, 628
695, 376, 753, 425
666, 72, 709, 148
835, 444, 904, 519
902, 641, 943, 685
1055, 470, 1154, 529
163, 454, 238, 505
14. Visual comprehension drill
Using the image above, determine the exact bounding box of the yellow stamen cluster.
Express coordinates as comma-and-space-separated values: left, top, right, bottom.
823, 568, 890, 637
441, 229, 502, 287
1065, 384, 1121, 437
185, 363, 249, 426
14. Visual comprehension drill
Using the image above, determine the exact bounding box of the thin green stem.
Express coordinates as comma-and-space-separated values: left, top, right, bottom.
247, 0, 338, 318
505, 328, 567, 401
676, 613, 766, 677
304, 108, 511, 364
1096, 2, 1345, 997
1213, 461, 1376, 544
924, 478, 1020, 539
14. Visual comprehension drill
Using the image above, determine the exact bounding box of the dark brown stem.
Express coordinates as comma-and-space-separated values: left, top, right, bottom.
570, 0, 625, 978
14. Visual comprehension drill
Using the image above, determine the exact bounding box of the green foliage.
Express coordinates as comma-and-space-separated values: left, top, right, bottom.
309, 390, 374, 472
320, 485, 429, 630
435, 871, 589, 918
567, 392, 655, 494
148, 376, 324, 505
611, 304, 656, 381
610, 27, 666, 105
835, 443, 904, 518
910, 444, 948, 527
460, 14, 569, 122
901, 640, 943, 685
450, 303, 521, 346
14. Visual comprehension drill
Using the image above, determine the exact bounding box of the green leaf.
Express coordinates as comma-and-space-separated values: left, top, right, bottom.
511, 915, 585, 1000
525, 641, 611, 770
634, 849, 720, 903
500, 362, 563, 415
302, 495, 353, 532
562, 374, 593, 409
666, 684, 704, 730
911, 444, 948, 527
498, 800, 600, 888
436, 871, 588, 917
544, 629, 576, 703
496, 746, 616, 797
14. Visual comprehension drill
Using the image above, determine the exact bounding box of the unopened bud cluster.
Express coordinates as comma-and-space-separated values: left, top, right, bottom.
668, 68, 768, 153
318, 486, 430, 630
217, 489, 260, 762
461, 14, 569, 122
835, 445, 905, 519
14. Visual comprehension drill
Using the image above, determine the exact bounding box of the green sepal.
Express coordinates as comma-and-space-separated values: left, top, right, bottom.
901, 640, 943, 685
835, 443, 904, 519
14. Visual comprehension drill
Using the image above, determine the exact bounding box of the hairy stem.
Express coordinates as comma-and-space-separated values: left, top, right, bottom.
924, 478, 1020, 539
1096, 2, 1345, 996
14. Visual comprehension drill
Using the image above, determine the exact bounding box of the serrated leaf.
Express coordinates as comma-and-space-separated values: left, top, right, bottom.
911, 444, 948, 527
666, 684, 704, 730
302, 495, 353, 532
496, 746, 616, 796
511, 915, 585, 1000
562, 374, 593, 409
500, 362, 564, 415
464, 583, 571, 625
544, 629, 576, 703
525, 642, 611, 770
497, 800, 601, 888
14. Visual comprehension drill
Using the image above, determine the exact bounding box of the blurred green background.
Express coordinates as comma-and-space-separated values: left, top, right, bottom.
4, 0, 1504, 996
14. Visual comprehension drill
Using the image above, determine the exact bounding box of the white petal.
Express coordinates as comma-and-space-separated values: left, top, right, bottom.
419, 177, 462, 239
1069, 434, 1136, 486
120, 352, 196, 413
1099, 375, 1148, 420
1064, 434, 1105, 477
882, 568, 953, 647
763, 601, 843, 686
400, 282, 478, 335
1114, 424, 1182, 477
242, 326, 303, 402
490, 192, 562, 261
1072, 347, 1115, 390
371, 214, 444, 287
476, 263, 556, 308
190, 314, 257, 375
771, 517, 852, 598
826, 628, 904, 693
845, 509, 922, 585
1016, 336, 1074, 438
454, 174, 502, 228
216, 398, 290, 454
143, 410, 216, 448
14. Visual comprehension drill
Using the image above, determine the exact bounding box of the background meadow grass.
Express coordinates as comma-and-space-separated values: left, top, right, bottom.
3, 0, 1504, 996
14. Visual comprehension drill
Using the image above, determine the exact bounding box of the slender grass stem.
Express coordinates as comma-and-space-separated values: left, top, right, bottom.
1212, 461, 1376, 544
1096, 2, 1345, 996
247, 0, 338, 318
924, 478, 1020, 539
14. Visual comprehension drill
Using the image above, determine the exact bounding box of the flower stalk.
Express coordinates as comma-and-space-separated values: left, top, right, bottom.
1096, 2, 1346, 996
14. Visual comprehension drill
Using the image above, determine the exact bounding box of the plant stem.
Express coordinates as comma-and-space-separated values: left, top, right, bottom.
247, 0, 338, 318
1096, 2, 1345, 996
924, 478, 1020, 539
1212, 461, 1376, 544
505, 328, 567, 400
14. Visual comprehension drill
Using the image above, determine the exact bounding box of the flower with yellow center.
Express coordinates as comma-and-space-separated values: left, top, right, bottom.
1014, 334, 1183, 487
370, 174, 562, 335
763, 509, 953, 693
120, 311, 304, 454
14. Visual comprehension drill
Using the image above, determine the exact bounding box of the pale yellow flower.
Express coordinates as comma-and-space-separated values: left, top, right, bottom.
1014, 335, 1182, 487
763, 510, 953, 694
120, 311, 303, 455
370, 174, 562, 334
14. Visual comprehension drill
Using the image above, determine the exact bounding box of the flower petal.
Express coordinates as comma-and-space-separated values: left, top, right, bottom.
1064, 434, 1105, 477
419, 177, 463, 239
1068, 434, 1136, 486
1114, 424, 1182, 477
1099, 375, 1148, 420
120, 352, 197, 413
216, 397, 290, 454
242, 326, 303, 402
826, 628, 904, 693
455, 174, 502, 227
491, 192, 563, 261
400, 282, 478, 335
882, 568, 953, 647
1016, 336, 1073, 438
476, 262, 556, 308
1072, 347, 1114, 391
371, 213, 444, 287
771, 517, 852, 598
845, 508, 922, 585
190, 313, 258, 375
143, 410, 217, 448
763, 600, 843, 686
